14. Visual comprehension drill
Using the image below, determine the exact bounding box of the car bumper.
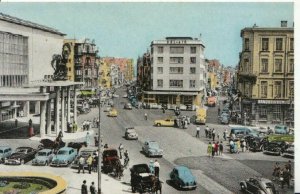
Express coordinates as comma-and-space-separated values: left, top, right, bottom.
282, 153, 294, 158
180, 184, 197, 189
50, 162, 69, 167
126, 136, 138, 140
5, 160, 21, 165
149, 153, 163, 157
263, 150, 280, 155
32, 161, 47, 166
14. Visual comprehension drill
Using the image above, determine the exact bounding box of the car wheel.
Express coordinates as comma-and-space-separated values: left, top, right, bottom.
240, 184, 246, 191
157, 123, 161, 127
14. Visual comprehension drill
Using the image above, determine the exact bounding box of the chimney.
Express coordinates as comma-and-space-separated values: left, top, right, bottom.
281, 21, 287, 27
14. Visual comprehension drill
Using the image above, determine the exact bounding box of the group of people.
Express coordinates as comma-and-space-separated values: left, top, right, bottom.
78, 151, 99, 174
207, 141, 224, 157
81, 180, 96, 194
149, 159, 160, 178
204, 126, 220, 142
82, 120, 92, 131
174, 115, 190, 129
272, 161, 293, 189
93, 117, 100, 128
118, 143, 130, 168
67, 121, 78, 133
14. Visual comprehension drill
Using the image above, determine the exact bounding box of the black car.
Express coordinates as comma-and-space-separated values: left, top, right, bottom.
263, 141, 288, 156
4, 147, 37, 165
130, 164, 159, 193
240, 177, 278, 194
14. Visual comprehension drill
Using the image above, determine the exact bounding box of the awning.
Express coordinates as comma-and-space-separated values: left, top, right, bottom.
258, 100, 290, 104
143, 91, 199, 96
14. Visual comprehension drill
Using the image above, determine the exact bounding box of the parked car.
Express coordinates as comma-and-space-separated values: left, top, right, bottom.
108, 108, 118, 117
240, 177, 278, 194
103, 107, 112, 112
50, 147, 77, 167
0, 146, 12, 163
124, 103, 132, 110
154, 118, 175, 127
263, 141, 288, 156
125, 127, 138, 140
32, 149, 54, 166
142, 140, 163, 157
5, 147, 37, 165
123, 94, 128, 98
71, 147, 98, 169
169, 166, 197, 190
274, 125, 288, 134
77, 107, 90, 114
219, 113, 230, 124
281, 143, 294, 158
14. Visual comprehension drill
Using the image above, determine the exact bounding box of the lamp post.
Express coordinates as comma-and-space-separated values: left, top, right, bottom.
97, 59, 102, 194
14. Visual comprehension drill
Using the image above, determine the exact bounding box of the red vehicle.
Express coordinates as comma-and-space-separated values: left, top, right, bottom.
102, 148, 120, 173
207, 96, 216, 107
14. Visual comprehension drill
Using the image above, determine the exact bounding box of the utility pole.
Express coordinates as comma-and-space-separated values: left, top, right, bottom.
98, 90, 101, 194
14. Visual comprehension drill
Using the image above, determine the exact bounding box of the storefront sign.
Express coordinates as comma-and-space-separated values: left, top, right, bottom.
258, 100, 290, 104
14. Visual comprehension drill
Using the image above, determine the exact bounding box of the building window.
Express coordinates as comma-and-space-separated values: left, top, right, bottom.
169, 67, 183, 74
244, 58, 249, 72
289, 81, 294, 97
189, 80, 196, 88
290, 38, 294, 50
190, 47, 196, 54
261, 81, 268, 98
157, 57, 163, 64
157, 79, 163, 87
170, 57, 184, 64
261, 38, 269, 51
274, 59, 282, 73
274, 81, 282, 98
190, 57, 196, 64
261, 59, 268, 73
157, 67, 163, 74
289, 59, 294, 73
190, 67, 196, 74
68, 67, 71, 71
275, 38, 283, 51
169, 80, 183, 88
170, 47, 184, 54
158, 46, 163, 53
244, 38, 249, 51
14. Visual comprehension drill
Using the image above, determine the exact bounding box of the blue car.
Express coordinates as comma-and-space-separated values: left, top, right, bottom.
170, 166, 197, 190
0, 146, 12, 163
32, 149, 54, 166
142, 140, 163, 157
50, 147, 77, 167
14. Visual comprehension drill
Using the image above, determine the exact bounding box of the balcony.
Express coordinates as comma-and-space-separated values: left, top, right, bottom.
238, 71, 257, 83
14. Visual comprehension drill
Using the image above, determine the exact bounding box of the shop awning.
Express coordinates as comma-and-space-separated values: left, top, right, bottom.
143, 91, 199, 96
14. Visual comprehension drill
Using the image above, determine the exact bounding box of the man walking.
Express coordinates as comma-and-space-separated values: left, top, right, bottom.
144, 113, 148, 120
154, 160, 160, 178
90, 182, 96, 194
119, 143, 124, 159
81, 180, 88, 194
219, 141, 223, 156
195, 126, 200, 138
212, 128, 216, 141
87, 154, 93, 174
205, 126, 209, 138
78, 155, 85, 174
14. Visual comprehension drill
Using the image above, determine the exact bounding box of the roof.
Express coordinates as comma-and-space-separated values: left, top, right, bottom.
175, 165, 190, 171
0, 12, 65, 36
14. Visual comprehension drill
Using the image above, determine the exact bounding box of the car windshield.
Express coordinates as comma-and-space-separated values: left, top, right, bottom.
149, 142, 159, 149
0, 150, 3, 153
16, 148, 27, 153
37, 152, 47, 156
135, 165, 150, 173
179, 168, 192, 176
127, 129, 136, 133
57, 150, 68, 155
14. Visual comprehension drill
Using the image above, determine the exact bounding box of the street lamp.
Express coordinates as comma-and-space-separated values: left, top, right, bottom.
98, 89, 102, 194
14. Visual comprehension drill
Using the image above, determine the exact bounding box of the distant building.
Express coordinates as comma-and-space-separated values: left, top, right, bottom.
98, 59, 111, 89
237, 21, 294, 126
63, 39, 76, 81
140, 37, 206, 109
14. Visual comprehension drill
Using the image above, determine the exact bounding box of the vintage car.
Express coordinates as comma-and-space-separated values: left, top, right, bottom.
124, 103, 133, 110
108, 108, 118, 117
0, 146, 12, 163
240, 177, 278, 194
142, 140, 163, 157
50, 147, 77, 167
262, 141, 288, 156
32, 149, 54, 166
125, 127, 138, 140
103, 107, 112, 112
219, 113, 230, 125
281, 143, 294, 158
5, 147, 37, 165
154, 118, 175, 127
130, 163, 161, 193
102, 148, 120, 173
170, 166, 197, 190
274, 125, 288, 134
77, 106, 90, 114
71, 147, 98, 169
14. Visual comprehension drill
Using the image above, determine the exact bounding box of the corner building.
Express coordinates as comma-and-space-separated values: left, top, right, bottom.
237, 22, 294, 126
143, 37, 206, 109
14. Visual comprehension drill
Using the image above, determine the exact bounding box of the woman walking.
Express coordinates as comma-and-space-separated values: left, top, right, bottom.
207, 142, 212, 158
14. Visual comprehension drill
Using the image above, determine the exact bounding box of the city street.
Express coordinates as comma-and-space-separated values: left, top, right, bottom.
0, 86, 294, 194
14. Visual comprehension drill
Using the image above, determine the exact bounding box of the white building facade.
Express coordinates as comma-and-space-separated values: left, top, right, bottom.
143, 37, 206, 109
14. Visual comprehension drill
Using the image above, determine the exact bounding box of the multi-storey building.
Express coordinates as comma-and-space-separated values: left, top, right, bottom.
141, 37, 206, 108
125, 59, 134, 82
98, 59, 111, 89
73, 38, 99, 88
63, 39, 76, 81
237, 21, 294, 126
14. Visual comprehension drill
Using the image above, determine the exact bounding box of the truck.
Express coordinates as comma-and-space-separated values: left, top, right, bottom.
191, 108, 207, 125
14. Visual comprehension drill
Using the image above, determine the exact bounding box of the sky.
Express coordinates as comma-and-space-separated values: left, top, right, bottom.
0, 2, 294, 67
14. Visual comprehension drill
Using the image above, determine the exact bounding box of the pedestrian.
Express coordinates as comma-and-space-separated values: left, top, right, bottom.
212, 129, 216, 141
149, 160, 155, 174
78, 155, 85, 174
195, 125, 200, 138
85, 132, 91, 146
205, 126, 209, 138
154, 160, 160, 178
144, 113, 148, 120
15, 119, 18, 128
212, 142, 215, 157
96, 118, 100, 128
207, 142, 212, 158
186, 116, 190, 125
29, 118, 33, 127
217, 133, 220, 140
184, 120, 188, 129
124, 150, 129, 168
94, 133, 99, 147
118, 143, 124, 159
92, 152, 98, 172
223, 129, 227, 140
241, 139, 246, 152
218, 107, 220, 115
162, 107, 165, 114
287, 160, 292, 172
214, 142, 219, 156
87, 154, 93, 174
237, 140, 240, 154
90, 182, 96, 194
219, 141, 223, 156
282, 168, 293, 189
104, 143, 108, 149
81, 180, 88, 194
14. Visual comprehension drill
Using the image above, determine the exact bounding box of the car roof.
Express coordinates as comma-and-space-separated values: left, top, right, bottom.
59, 147, 74, 151
38, 149, 52, 152
174, 166, 191, 171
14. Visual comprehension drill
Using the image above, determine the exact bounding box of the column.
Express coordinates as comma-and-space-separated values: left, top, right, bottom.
24, 101, 30, 117
54, 87, 60, 136
73, 86, 77, 124
61, 87, 66, 134
40, 101, 46, 138
67, 86, 71, 124
34, 101, 40, 114
46, 99, 51, 135
13, 101, 17, 118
